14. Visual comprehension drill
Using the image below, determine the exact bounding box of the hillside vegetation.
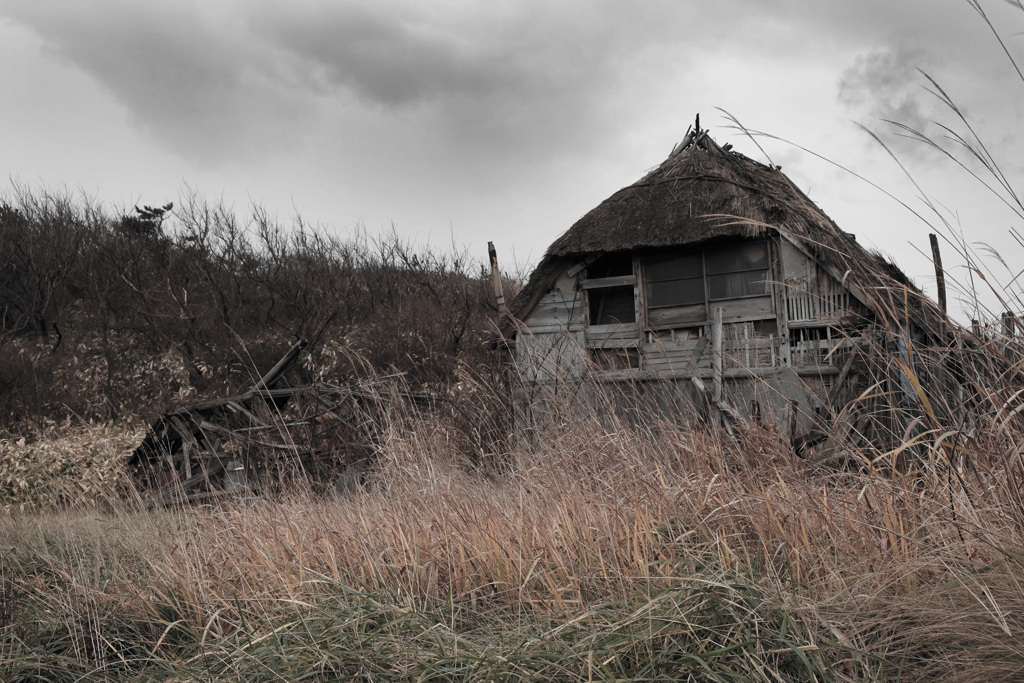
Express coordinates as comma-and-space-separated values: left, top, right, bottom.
0, 188, 505, 430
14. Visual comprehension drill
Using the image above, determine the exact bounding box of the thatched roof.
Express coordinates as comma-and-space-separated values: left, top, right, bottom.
504, 125, 947, 339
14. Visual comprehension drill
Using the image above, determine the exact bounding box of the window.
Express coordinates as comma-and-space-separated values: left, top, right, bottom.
645, 252, 703, 309
645, 241, 769, 306
705, 241, 769, 300
585, 254, 636, 325
589, 286, 635, 325
642, 240, 771, 329
582, 241, 771, 334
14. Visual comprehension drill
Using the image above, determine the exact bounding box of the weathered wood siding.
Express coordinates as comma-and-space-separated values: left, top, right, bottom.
643, 337, 711, 376
512, 237, 881, 438
780, 239, 854, 326
587, 323, 640, 349
522, 291, 585, 334
644, 321, 780, 377
515, 291, 586, 383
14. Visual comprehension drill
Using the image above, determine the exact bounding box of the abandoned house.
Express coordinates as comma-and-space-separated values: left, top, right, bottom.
500, 123, 948, 440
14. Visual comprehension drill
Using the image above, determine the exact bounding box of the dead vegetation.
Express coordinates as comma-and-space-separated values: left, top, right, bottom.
2, 377, 1024, 680
0, 189, 509, 429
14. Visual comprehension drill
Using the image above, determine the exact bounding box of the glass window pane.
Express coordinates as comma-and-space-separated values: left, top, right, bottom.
589, 286, 636, 324
647, 277, 704, 308
645, 253, 702, 282
708, 271, 766, 299
706, 241, 768, 274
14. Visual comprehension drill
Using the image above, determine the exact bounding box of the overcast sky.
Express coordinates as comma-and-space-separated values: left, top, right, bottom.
4, 0, 1024, 322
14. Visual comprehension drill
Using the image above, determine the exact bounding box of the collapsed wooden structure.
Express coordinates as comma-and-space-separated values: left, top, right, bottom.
129, 340, 431, 505
499, 121, 953, 449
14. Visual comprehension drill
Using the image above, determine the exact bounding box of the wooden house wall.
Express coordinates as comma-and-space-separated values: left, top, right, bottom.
512, 235, 883, 436
780, 239, 855, 327
514, 291, 586, 383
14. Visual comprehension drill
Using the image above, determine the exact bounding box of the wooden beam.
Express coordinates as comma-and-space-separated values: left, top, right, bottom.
580, 275, 637, 289
825, 344, 858, 409
929, 233, 947, 315
712, 307, 723, 427
488, 241, 507, 318
588, 364, 842, 383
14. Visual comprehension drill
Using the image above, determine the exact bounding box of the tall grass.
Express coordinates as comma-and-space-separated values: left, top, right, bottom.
3, 369, 1024, 680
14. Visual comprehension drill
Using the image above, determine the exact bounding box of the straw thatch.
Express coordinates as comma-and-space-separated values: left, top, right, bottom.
504, 126, 946, 339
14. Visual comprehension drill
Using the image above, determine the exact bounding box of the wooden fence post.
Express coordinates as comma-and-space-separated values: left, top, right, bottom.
712, 307, 723, 427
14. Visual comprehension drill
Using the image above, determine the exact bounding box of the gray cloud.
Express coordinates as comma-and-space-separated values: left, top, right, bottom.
2, 0, 312, 167
247, 1, 699, 160
251, 3, 534, 106
2, 0, 1004, 177
838, 44, 944, 156
4, 0, 689, 170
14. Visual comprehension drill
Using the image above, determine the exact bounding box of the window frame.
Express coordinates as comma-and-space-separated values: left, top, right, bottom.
703, 241, 771, 302
583, 275, 638, 327
578, 240, 776, 362
644, 251, 705, 309
641, 239, 774, 331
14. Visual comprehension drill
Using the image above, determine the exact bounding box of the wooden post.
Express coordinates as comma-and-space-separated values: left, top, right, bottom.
1002, 311, 1016, 336
712, 307, 723, 427
789, 399, 800, 444
929, 234, 947, 315
488, 241, 506, 318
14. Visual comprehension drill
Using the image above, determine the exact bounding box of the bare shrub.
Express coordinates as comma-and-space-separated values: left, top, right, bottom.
0, 188, 506, 431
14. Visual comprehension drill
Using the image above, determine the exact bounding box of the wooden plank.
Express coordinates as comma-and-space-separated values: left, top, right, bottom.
588, 336, 640, 349
529, 305, 582, 320
187, 387, 302, 413
643, 337, 707, 353
581, 275, 636, 289
930, 233, 947, 314
516, 330, 586, 383
646, 299, 773, 328
145, 458, 226, 508
777, 230, 870, 310
525, 323, 586, 335
488, 241, 506, 318
788, 318, 846, 329
523, 291, 583, 331
648, 304, 707, 328
197, 419, 313, 452
721, 338, 774, 351
531, 299, 581, 314
522, 313, 580, 327
712, 307, 723, 426
226, 401, 271, 428
586, 322, 640, 349
711, 296, 773, 321
529, 303, 575, 316
571, 364, 841, 384
633, 255, 647, 345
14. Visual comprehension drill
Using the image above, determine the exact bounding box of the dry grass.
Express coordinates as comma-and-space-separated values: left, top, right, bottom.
0, 420, 144, 512
3, 388, 1024, 680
